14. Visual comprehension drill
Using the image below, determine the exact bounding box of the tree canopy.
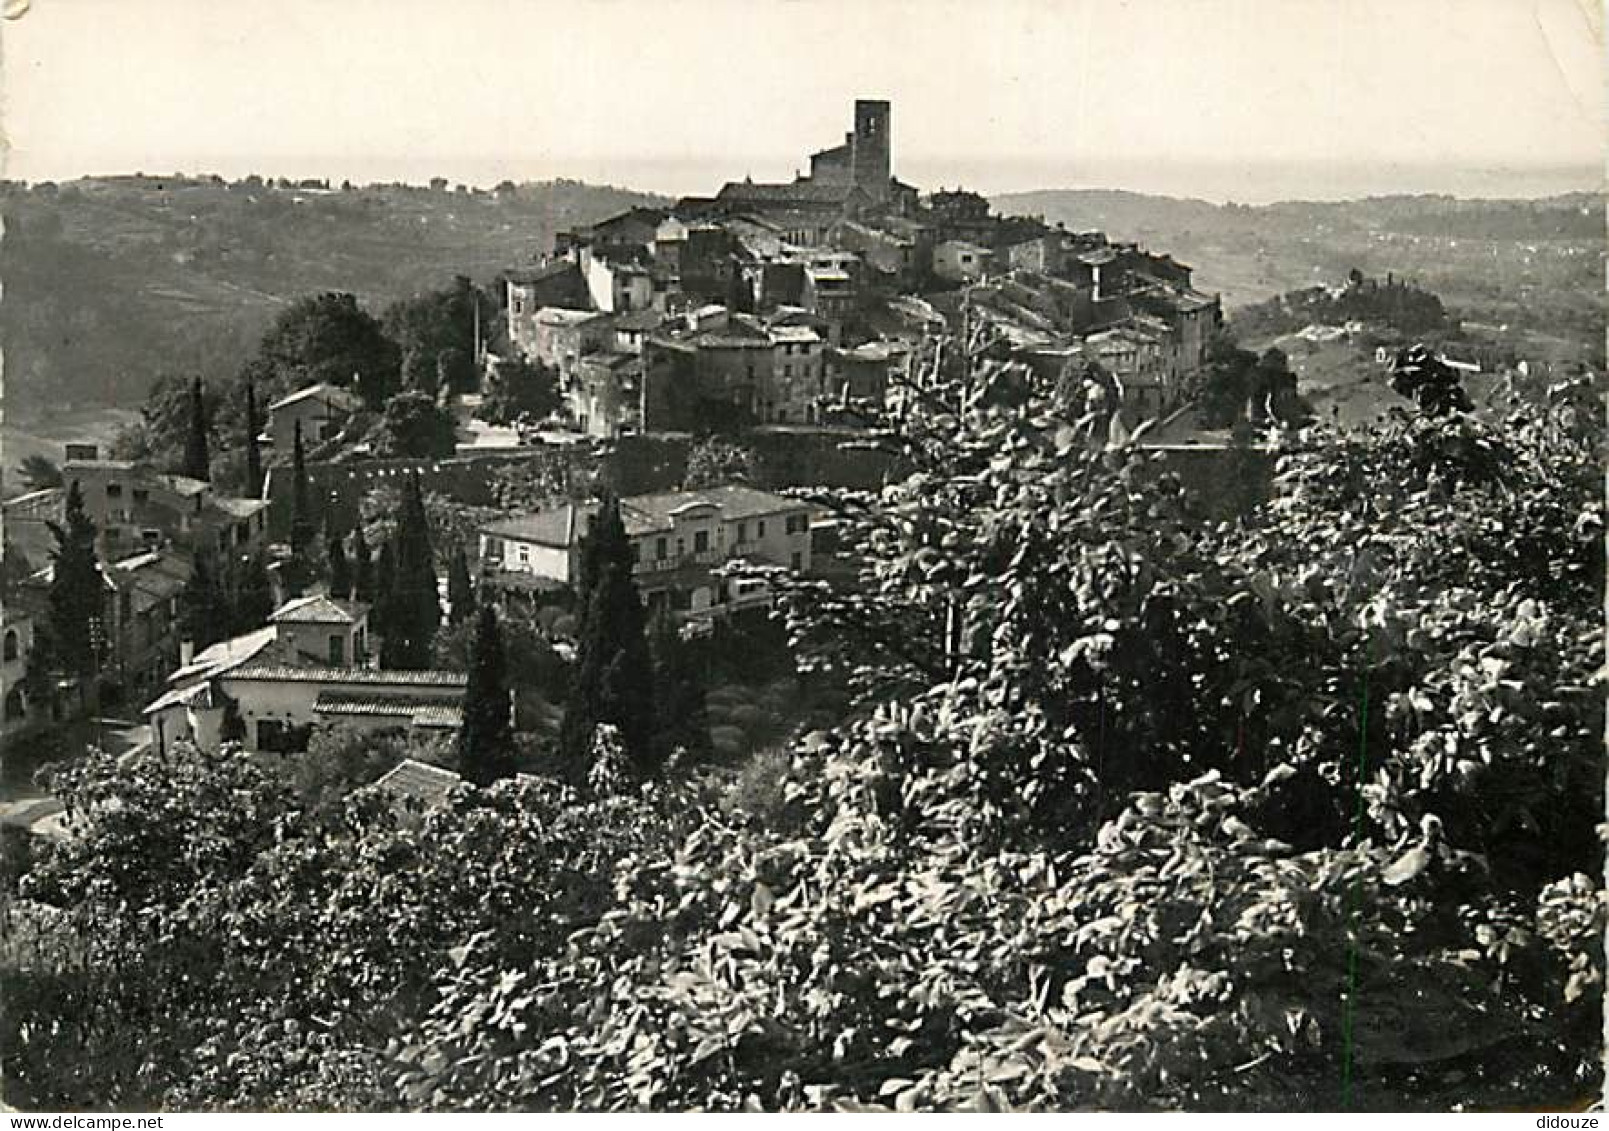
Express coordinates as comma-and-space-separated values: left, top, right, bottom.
4, 333, 1601, 1113
558, 493, 656, 777
255, 292, 401, 409
371, 390, 458, 459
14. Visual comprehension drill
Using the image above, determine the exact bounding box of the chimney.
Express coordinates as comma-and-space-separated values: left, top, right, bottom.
180, 639, 195, 666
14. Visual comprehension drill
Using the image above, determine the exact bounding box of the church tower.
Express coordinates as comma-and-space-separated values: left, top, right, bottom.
851, 99, 892, 199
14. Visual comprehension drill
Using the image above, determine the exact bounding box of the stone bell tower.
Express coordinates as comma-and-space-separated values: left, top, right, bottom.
851, 99, 892, 199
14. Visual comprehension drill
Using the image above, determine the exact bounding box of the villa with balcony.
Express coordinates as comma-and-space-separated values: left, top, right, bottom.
477, 485, 813, 617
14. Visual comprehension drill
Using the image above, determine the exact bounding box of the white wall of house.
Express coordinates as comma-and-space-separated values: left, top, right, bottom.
481, 535, 574, 584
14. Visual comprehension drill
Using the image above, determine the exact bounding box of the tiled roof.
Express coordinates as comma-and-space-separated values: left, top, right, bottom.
208, 495, 270, 519
716, 180, 862, 205
313, 692, 463, 729
270, 594, 363, 625
535, 307, 607, 326
769, 325, 823, 345
506, 259, 582, 285
226, 664, 467, 688
483, 485, 804, 547
836, 341, 904, 362
174, 625, 281, 683
578, 351, 640, 372
63, 458, 138, 472
611, 309, 667, 332
143, 678, 220, 716
587, 207, 667, 234
268, 382, 362, 413
370, 758, 463, 806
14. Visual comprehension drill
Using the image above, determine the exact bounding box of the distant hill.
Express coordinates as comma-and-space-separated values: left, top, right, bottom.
1, 176, 669, 418
3, 177, 1599, 428
991, 189, 1605, 366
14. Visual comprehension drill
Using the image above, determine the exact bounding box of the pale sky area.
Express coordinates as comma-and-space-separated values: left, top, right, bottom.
1, 0, 1602, 201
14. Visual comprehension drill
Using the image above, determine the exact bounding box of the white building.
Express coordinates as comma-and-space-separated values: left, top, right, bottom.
479, 485, 813, 617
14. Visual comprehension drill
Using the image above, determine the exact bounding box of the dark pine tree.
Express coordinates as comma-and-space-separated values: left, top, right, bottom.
350, 525, 374, 605
326, 531, 352, 599
289, 419, 315, 554
559, 493, 656, 777
243, 377, 264, 498
373, 541, 399, 666
181, 377, 211, 482
45, 482, 103, 704
229, 552, 276, 633
179, 552, 226, 651
446, 545, 476, 625
381, 475, 440, 669
457, 603, 515, 785
649, 606, 711, 763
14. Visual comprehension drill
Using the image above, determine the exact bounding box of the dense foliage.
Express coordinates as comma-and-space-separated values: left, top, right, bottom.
374, 475, 442, 670
557, 494, 657, 777
2, 333, 1600, 1112
370, 390, 458, 459
1233, 271, 1451, 341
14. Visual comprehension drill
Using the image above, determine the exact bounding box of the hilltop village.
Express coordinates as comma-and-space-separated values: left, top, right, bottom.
0, 100, 1603, 1116
1, 98, 1225, 815
501, 98, 1221, 436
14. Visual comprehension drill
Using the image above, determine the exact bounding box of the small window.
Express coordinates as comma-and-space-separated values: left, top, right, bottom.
694, 530, 709, 553
791, 552, 803, 570
328, 634, 345, 665
2, 630, 17, 662
756, 520, 766, 538
656, 537, 667, 560
106, 483, 123, 499
132, 487, 149, 503
736, 522, 747, 543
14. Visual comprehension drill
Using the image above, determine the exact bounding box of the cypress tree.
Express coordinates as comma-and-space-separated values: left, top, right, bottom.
230, 552, 276, 632
289, 419, 314, 554
45, 482, 103, 703
244, 378, 264, 498
327, 530, 352, 599
182, 377, 211, 482
559, 493, 655, 777
179, 552, 225, 650
350, 525, 374, 605
380, 476, 439, 669
446, 545, 475, 625
457, 603, 515, 785
374, 541, 399, 667
649, 606, 711, 762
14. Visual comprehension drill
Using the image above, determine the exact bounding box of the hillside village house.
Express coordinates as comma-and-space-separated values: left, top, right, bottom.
266, 383, 363, 454
525, 307, 612, 381
143, 596, 461, 757
147, 661, 466, 757
268, 594, 369, 667
479, 485, 813, 617
934, 240, 994, 283
62, 450, 270, 560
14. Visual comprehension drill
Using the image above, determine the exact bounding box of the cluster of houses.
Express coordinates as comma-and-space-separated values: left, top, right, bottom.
1, 448, 271, 742
2, 95, 1224, 812
1, 441, 816, 764
493, 98, 1223, 439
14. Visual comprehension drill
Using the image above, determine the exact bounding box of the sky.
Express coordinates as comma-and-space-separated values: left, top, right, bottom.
1, 0, 1602, 202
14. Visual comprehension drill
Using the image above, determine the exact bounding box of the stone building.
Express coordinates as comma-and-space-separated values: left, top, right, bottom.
479, 485, 813, 617
266, 383, 364, 455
